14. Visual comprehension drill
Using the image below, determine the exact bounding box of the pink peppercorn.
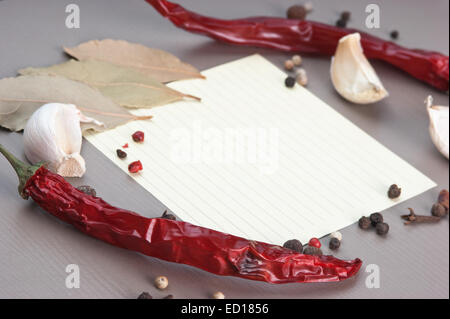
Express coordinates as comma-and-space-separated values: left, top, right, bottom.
132, 131, 145, 143
128, 160, 143, 173
308, 237, 321, 248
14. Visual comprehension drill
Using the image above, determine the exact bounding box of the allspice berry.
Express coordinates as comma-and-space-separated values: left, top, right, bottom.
137, 292, 152, 299
287, 5, 307, 20
358, 216, 371, 229
154, 276, 169, 290
212, 291, 225, 299
388, 184, 402, 199
329, 238, 341, 250
376, 222, 389, 236
283, 239, 303, 253
303, 246, 323, 256
431, 203, 447, 217
370, 212, 384, 226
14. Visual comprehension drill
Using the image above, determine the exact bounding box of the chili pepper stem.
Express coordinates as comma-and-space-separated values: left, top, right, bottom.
0, 144, 42, 199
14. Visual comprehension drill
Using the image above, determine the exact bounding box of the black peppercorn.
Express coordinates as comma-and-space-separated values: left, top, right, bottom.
431, 203, 447, 217
376, 222, 389, 235
336, 19, 347, 28
116, 149, 127, 159
76, 185, 97, 197
370, 212, 384, 226
340, 11, 351, 22
161, 210, 176, 220
285, 76, 296, 88
329, 238, 341, 250
287, 5, 307, 20
358, 216, 371, 229
390, 30, 399, 40
303, 246, 323, 256
137, 292, 152, 299
283, 239, 303, 253
388, 184, 401, 199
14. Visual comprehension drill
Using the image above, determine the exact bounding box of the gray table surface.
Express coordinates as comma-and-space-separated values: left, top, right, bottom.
0, 0, 448, 299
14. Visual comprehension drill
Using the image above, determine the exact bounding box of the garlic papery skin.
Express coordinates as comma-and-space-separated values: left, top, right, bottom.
426, 96, 449, 159
23, 103, 103, 177
331, 33, 389, 104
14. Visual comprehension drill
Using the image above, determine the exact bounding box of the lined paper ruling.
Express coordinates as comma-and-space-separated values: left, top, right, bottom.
85, 55, 436, 245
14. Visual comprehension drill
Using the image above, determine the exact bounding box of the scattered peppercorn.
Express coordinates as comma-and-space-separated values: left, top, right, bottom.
283, 239, 303, 253
284, 59, 295, 71
438, 189, 449, 214
303, 246, 323, 256
128, 160, 143, 173
122, 143, 129, 148
431, 203, 447, 217
292, 55, 302, 66
132, 131, 145, 143
154, 276, 169, 290
76, 185, 97, 197
358, 216, 371, 229
295, 68, 308, 86
161, 210, 177, 220
286, 5, 307, 20
212, 291, 225, 299
375, 222, 389, 235
388, 184, 401, 199
308, 237, 321, 248
304, 2, 313, 13
340, 11, 351, 22
336, 19, 347, 28
163, 294, 174, 299
285, 76, 296, 88
116, 149, 127, 159
137, 292, 152, 299
370, 212, 384, 226
390, 30, 399, 40
330, 231, 342, 241
329, 238, 341, 250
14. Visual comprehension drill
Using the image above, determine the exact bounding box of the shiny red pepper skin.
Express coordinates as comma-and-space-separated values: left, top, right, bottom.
147, 0, 449, 91
23, 167, 362, 284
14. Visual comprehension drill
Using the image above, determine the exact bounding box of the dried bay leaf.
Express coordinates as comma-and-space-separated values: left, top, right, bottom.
0, 75, 152, 132
64, 39, 205, 83
19, 59, 200, 108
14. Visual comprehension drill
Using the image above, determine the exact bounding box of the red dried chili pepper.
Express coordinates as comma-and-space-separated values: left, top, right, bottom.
0, 144, 362, 284
146, 0, 449, 91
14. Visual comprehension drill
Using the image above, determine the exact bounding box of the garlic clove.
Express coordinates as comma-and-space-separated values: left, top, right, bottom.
23, 103, 103, 177
426, 96, 449, 159
330, 33, 389, 104
56, 153, 86, 177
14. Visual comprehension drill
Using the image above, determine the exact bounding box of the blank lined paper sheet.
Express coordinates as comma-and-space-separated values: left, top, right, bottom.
85, 55, 436, 244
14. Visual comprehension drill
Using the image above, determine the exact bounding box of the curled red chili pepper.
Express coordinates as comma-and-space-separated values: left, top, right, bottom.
146, 0, 449, 91
0, 144, 362, 284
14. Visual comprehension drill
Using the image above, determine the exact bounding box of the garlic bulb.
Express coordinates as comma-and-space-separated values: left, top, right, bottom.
426, 96, 449, 159
331, 33, 389, 104
23, 103, 103, 177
